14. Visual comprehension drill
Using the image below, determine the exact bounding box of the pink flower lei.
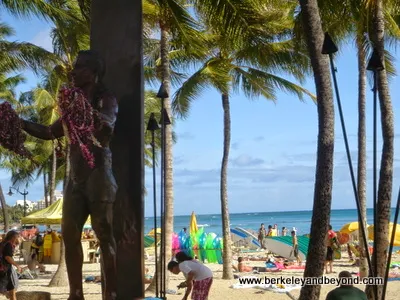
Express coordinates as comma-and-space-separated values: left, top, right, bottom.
0, 102, 30, 157
58, 86, 101, 168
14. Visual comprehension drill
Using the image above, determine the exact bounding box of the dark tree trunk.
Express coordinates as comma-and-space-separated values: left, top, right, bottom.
220, 94, 233, 280
0, 184, 9, 232
366, 1, 394, 299
91, 0, 144, 298
298, 1, 335, 300
356, 37, 368, 278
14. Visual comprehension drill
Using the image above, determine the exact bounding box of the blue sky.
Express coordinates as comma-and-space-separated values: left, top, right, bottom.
0, 12, 399, 216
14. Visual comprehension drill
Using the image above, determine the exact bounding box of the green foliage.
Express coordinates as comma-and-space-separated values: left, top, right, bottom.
0, 203, 40, 224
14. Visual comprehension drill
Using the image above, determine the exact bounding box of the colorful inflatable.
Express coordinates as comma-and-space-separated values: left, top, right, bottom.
172, 227, 223, 264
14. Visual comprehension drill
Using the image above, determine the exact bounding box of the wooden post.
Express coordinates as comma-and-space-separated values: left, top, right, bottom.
90, 1, 144, 298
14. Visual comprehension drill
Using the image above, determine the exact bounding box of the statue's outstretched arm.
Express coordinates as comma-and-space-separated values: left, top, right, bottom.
22, 119, 64, 140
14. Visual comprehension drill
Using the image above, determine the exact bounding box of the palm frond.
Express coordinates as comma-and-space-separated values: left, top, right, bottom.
1, 0, 77, 22
232, 66, 316, 102
172, 57, 231, 117
0, 41, 58, 74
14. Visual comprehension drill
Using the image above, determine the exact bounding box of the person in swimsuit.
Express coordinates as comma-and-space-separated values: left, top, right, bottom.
291, 230, 302, 266
325, 225, 337, 274
258, 223, 266, 249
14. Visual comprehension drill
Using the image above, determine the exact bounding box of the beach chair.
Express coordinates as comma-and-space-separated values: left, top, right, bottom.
20, 249, 30, 264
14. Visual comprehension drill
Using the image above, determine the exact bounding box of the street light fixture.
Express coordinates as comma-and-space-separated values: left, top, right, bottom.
8, 187, 29, 217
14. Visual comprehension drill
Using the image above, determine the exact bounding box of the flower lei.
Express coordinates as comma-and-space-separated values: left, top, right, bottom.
0, 102, 30, 157
58, 87, 101, 168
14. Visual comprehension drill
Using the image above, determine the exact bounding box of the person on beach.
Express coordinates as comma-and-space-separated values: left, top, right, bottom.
27, 253, 46, 273
169, 252, 213, 300
291, 230, 302, 266
325, 271, 367, 300
326, 225, 338, 274
232, 257, 278, 273
0, 231, 23, 300
273, 224, 279, 236
30, 230, 43, 258
267, 225, 273, 236
281, 227, 288, 236
257, 223, 266, 248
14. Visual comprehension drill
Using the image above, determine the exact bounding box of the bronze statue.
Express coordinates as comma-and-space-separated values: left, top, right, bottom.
21, 50, 118, 300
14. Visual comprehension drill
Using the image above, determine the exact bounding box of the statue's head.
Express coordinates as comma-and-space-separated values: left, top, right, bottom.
71, 50, 105, 88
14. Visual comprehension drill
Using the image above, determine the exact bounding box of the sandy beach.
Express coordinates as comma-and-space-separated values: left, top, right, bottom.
13, 251, 400, 299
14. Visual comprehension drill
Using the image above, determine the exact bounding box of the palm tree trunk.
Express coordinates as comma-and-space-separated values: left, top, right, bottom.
0, 184, 10, 232
48, 240, 68, 287
220, 93, 233, 280
298, 1, 335, 299
43, 172, 49, 207
146, 24, 173, 292
356, 37, 368, 279
49, 143, 57, 205
49, 146, 70, 287
366, 1, 395, 298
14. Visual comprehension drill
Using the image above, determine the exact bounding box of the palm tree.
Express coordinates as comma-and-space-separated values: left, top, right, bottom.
296, 1, 335, 299
143, 0, 206, 292
1, 0, 76, 23
0, 71, 28, 232
0, 22, 56, 74
173, 8, 314, 279
365, 1, 395, 299
0, 184, 9, 232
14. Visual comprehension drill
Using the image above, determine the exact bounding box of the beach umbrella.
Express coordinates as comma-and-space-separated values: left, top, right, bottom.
148, 228, 162, 237
189, 211, 198, 235
340, 221, 367, 234
367, 223, 400, 246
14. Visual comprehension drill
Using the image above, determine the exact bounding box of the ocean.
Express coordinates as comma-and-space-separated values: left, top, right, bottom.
145, 208, 399, 237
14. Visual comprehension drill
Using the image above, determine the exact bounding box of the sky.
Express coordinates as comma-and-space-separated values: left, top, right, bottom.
0, 11, 399, 217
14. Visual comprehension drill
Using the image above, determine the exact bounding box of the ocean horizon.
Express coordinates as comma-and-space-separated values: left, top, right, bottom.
145, 208, 399, 237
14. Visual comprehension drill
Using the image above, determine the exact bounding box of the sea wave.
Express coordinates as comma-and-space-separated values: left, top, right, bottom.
198, 224, 210, 227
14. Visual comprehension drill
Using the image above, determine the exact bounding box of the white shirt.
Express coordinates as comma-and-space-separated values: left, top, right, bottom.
179, 260, 213, 281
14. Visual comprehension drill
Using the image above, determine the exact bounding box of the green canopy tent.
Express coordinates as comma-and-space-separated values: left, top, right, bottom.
21, 199, 91, 226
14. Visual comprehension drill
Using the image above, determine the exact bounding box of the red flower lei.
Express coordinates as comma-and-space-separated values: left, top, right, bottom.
58, 87, 100, 168
0, 102, 30, 157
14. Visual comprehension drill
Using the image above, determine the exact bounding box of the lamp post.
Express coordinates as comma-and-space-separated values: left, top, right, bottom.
8, 187, 29, 217
157, 82, 170, 300
366, 49, 384, 300
146, 112, 160, 297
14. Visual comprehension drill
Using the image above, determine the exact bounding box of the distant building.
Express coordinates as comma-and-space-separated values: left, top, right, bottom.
34, 190, 63, 211
54, 190, 63, 200
36, 199, 46, 210
15, 199, 35, 212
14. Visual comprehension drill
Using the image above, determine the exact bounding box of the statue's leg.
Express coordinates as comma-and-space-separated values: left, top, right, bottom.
87, 168, 117, 300
62, 181, 89, 300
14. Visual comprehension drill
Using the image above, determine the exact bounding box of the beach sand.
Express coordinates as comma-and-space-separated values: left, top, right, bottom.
15, 252, 400, 299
